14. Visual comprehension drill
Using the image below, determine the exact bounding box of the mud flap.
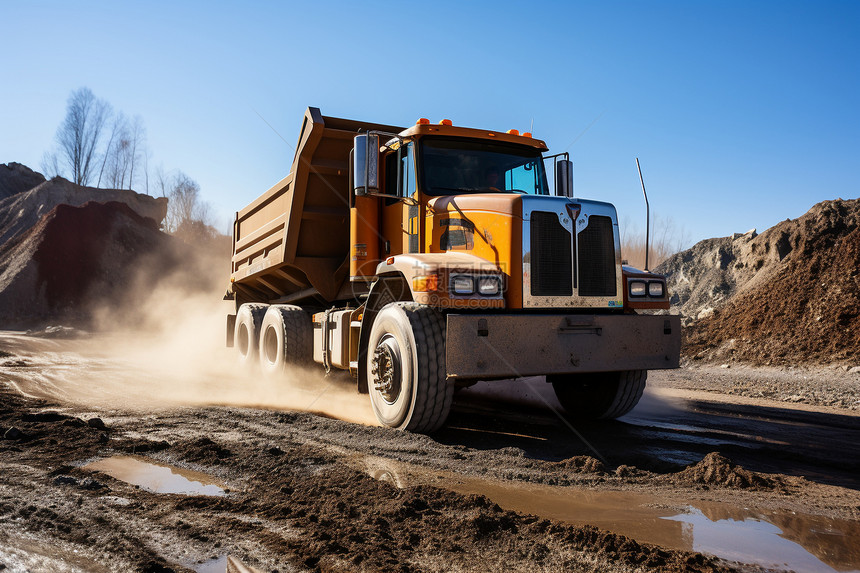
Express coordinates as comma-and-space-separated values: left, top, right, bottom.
226, 314, 236, 348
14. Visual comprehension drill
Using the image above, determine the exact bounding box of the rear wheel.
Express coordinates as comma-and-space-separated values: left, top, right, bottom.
367, 302, 453, 432
234, 303, 268, 365
549, 370, 647, 420
259, 305, 313, 376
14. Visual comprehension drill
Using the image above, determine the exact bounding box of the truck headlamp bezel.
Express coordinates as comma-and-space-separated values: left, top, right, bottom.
451, 275, 475, 295
648, 281, 664, 298
629, 280, 647, 298
477, 276, 501, 296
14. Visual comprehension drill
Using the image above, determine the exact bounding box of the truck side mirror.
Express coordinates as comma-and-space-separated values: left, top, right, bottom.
556, 159, 573, 198
353, 134, 379, 196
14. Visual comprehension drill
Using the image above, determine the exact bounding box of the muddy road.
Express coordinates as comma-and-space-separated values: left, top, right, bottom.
1, 331, 859, 573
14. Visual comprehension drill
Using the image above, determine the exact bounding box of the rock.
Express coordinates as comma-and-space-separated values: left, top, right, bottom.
3, 427, 23, 440
849, 366, 860, 374
22, 411, 68, 422
720, 363, 730, 369
53, 475, 78, 486
87, 417, 107, 429
79, 478, 106, 491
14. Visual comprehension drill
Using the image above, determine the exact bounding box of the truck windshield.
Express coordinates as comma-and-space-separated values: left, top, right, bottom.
419, 137, 550, 196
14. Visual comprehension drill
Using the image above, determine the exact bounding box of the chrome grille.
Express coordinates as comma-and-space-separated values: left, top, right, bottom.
577, 215, 616, 296
530, 211, 572, 296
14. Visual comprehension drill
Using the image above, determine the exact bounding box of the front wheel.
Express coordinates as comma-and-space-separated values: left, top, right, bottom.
366, 302, 453, 432
549, 370, 647, 420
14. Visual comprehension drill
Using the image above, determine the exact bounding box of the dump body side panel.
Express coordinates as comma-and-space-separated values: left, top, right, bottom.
230, 107, 402, 303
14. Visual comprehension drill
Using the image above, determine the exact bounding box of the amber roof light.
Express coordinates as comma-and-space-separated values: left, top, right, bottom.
439, 119, 453, 126
416, 118, 430, 125
506, 129, 519, 136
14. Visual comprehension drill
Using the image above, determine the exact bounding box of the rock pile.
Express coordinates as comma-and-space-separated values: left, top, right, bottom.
0, 163, 175, 328
0, 168, 167, 250
0, 201, 179, 327
0, 162, 45, 201
657, 199, 860, 365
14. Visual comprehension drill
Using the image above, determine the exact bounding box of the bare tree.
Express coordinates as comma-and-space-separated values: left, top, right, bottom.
96, 113, 123, 188
158, 169, 212, 234
40, 150, 61, 179
127, 116, 145, 190
101, 114, 147, 190
54, 88, 111, 186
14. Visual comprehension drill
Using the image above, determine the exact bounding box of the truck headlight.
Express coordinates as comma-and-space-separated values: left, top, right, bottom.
648, 281, 664, 297
629, 280, 647, 297
477, 276, 501, 296
451, 275, 475, 294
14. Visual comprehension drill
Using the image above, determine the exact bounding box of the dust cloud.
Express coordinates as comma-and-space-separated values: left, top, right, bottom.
1, 237, 378, 426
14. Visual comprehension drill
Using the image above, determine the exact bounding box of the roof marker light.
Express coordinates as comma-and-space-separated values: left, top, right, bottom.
523, 132, 533, 138
416, 118, 430, 125
439, 119, 453, 126
506, 129, 519, 136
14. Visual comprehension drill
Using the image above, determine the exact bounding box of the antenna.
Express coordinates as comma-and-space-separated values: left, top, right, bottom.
636, 158, 650, 271
530, 117, 534, 134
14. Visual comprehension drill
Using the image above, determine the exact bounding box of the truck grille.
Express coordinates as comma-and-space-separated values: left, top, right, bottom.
530, 211, 572, 296
577, 215, 616, 296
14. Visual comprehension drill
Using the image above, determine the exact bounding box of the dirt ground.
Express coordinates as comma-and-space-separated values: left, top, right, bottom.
2, 332, 859, 573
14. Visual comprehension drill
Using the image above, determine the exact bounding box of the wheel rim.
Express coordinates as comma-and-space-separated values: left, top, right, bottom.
262, 325, 279, 365
371, 334, 402, 404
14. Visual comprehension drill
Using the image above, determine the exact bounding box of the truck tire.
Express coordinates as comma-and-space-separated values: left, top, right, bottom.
549, 370, 647, 420
234, 303, 268, 365
259, 305, 313, 375
366, 302, 453, 432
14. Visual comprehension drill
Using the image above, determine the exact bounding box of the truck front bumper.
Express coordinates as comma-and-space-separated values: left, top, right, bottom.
445, 313, 681, 379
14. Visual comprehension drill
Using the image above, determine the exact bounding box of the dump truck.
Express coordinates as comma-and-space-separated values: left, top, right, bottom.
225, 107, 681, 432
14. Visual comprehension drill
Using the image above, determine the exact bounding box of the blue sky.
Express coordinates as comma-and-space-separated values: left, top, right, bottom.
1, 1, 858, 246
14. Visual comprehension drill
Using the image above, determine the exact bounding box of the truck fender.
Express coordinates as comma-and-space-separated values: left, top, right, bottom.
356, 274, 412, 393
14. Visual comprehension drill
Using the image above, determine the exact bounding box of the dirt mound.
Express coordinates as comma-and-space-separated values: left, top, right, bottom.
671, 452, 776, 490
657, 198, 860, 324
657, 198, 860, 365
554, 455, 606, 474
0, 175, 167, 250
0, 162, 45, 201
0, 201, 180, 328
684, 218, 860, 365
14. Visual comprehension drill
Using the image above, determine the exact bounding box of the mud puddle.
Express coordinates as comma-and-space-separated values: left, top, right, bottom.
83, 455, 225, 496
361, 456, 860, 573
191, 554, 227, 573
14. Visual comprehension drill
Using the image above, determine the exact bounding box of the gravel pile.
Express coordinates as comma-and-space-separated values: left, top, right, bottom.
657, 199, 860, 366
652, 362, 860, 410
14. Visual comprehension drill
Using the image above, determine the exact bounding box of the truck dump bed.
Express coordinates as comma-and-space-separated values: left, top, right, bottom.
230, 107, 402, 303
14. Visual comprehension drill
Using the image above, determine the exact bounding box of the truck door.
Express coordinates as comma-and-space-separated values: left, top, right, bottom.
381, 143, 418, 256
